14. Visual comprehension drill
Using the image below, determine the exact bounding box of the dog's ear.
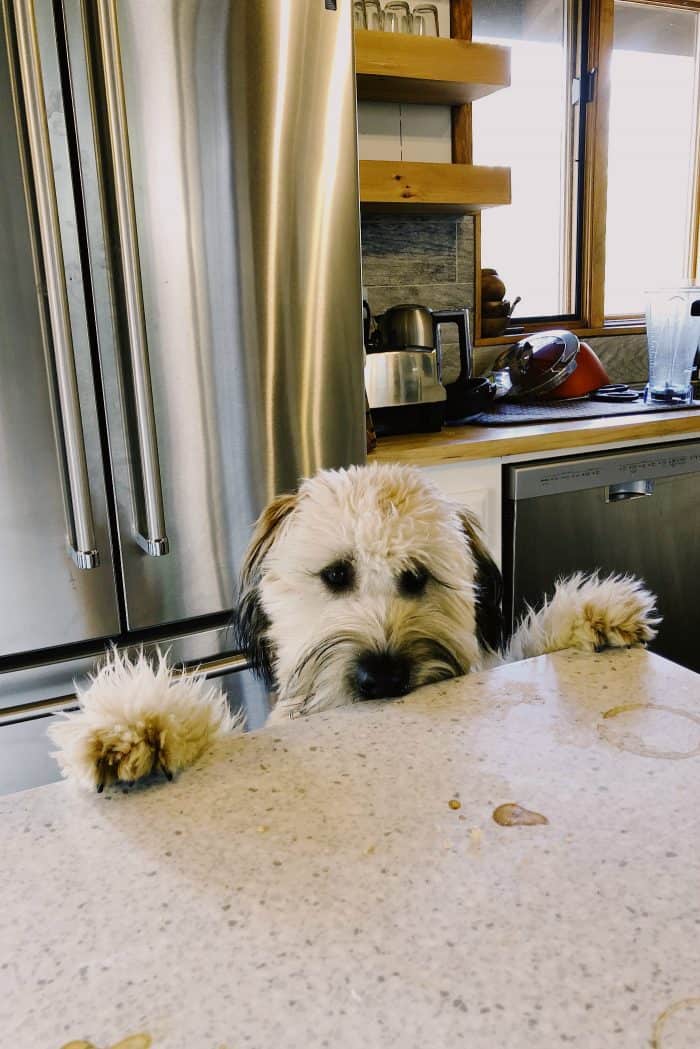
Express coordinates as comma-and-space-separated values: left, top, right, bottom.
234, 492, 299, 686
456, 507, 504, 654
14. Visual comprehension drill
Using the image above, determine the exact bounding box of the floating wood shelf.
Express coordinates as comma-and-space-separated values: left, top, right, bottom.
355, 30, 510, 105
359, 160, 511, 214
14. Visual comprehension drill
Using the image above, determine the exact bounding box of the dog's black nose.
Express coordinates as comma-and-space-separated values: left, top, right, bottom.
354, 651, 411, 700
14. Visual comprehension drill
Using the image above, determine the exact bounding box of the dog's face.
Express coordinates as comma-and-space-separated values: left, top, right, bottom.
235, 463, 503, 718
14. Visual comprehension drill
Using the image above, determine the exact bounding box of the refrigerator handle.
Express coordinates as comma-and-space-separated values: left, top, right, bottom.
12, 0, 99, 570
95, 0, 169, 557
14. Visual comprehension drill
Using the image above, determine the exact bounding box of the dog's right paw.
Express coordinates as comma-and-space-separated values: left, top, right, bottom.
49, 650, 241, 791
51, 717, 171, 793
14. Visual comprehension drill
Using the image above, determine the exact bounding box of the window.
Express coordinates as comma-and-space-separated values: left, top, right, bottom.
606, 2, 700, 316
472, 0, 700, 340
473, 0, 582, 322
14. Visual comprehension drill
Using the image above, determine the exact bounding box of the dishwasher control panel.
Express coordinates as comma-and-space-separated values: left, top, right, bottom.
508, 441, 700, 500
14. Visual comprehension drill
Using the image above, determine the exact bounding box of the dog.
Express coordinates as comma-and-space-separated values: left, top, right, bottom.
50, 462, 659, 788
235, 462, 659, 723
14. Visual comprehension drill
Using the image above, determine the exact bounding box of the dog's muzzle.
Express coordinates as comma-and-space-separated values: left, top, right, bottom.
353, 650, 411, 701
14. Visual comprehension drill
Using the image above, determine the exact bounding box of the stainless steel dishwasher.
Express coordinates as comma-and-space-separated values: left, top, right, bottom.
504, 441, 700, 672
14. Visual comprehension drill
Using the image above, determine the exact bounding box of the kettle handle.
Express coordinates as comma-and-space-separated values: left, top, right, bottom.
432, 308, 472, 384
432, 309, 472, 421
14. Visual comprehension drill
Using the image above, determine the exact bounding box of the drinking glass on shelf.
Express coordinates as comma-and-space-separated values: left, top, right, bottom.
412, 3, 439, 36
383, 1, 412, 32
364, 0, 383, 30
353, 0, 367, 29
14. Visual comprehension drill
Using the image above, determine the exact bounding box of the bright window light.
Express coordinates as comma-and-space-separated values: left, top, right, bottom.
473, 1, 573, 320
605, 1, 699, 317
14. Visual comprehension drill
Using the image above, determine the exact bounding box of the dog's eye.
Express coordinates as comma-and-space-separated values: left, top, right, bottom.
320, 559, 355, 594
399, 564, 429, 597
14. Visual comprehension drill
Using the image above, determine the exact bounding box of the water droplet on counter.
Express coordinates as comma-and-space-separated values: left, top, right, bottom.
492, 803, 548, 827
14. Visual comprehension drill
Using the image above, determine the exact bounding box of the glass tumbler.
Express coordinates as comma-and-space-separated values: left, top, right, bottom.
412, 3, 439, 36
353, 1, 367, 29
364, 0, 383, 30
384, 1, 412, 32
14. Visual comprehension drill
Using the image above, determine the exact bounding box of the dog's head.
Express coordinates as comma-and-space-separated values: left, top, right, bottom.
235, 463, 503, 717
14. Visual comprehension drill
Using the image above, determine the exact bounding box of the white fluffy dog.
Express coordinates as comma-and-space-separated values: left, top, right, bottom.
235, 462, 658, 722
51, 462, 659, 789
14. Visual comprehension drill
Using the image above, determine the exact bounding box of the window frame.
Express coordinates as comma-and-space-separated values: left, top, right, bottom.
474, 0, 700, 346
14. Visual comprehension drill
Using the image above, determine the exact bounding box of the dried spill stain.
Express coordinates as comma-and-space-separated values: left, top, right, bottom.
599, 703, 700, 760
61, 1035, 152, 1049
492, 803, 549, 827
651, 997, 700, 1047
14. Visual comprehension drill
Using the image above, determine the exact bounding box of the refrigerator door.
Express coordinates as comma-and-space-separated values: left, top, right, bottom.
0, 1, 120, 658
64, 0, 365, 631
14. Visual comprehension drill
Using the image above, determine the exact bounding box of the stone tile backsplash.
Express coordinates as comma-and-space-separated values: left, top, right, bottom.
361, 215, 649, 384
586, 334, 648, 384
361, 215, 474, 313
361, 215, 475, 382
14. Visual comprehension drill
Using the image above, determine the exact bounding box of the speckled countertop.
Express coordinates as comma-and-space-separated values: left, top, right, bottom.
3, 649, 700, 1049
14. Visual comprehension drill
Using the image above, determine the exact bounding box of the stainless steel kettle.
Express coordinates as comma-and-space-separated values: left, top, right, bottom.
376, 304, 473, 422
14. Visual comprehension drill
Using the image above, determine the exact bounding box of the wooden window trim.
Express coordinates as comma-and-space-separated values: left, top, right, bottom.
580, 0, 614, 330
450, 0, 473, 167
474, 0, 700, 346
687, 10, 700, 280
476, 322, 644, 348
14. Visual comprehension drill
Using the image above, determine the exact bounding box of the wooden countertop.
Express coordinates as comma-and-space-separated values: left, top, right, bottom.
371, 409, 700, 465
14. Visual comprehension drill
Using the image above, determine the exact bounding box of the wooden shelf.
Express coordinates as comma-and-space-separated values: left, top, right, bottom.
359, 160, 511, 214
355, 30, 510, 105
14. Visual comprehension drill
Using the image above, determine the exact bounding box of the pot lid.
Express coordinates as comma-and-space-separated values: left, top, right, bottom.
493, 330, 579, 398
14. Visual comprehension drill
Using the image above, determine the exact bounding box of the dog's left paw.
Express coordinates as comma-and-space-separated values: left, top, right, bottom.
575, 573, 660, 651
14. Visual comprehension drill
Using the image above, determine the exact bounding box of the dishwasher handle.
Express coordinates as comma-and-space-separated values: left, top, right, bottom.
605, 480, 655, 503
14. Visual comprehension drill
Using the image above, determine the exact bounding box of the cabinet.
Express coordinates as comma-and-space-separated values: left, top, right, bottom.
420, 459, 501, 566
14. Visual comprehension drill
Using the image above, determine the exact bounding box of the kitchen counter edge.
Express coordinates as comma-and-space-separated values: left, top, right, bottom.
371, 409, 700, 465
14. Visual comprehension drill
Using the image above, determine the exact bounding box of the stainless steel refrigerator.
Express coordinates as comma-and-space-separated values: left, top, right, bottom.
0, 0, 365, 721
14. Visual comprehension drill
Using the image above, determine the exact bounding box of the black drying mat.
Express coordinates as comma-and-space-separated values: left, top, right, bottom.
460, 398, 700, 426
